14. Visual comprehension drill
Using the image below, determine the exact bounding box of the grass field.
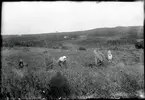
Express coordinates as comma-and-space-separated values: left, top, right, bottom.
1, 44, 144, 99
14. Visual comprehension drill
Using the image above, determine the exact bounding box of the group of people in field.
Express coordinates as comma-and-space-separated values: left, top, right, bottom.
93, 49, 113, 66
19, 48, 112, 68
56, 49, 113, 67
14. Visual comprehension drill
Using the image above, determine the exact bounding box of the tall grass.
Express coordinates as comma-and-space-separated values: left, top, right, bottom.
1, 47, 144, 99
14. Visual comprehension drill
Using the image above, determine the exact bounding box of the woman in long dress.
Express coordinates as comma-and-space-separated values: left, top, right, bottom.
107, 50, 113, 62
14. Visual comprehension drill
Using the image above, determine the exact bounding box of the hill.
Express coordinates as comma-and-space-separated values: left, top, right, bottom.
2, 26, 143, 48
1, 26, 144, 99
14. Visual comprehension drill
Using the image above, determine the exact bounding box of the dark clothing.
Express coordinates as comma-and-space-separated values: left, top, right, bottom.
19, 61, 24, 68
58, 60, 66, 67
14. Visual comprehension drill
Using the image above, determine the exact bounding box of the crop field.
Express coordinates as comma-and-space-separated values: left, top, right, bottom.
1, 1, 144, 98
1, 44, 144, 99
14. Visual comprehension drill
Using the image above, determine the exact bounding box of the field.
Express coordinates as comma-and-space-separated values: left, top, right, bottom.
1, 45, 144, 99
1, 26, 144, 99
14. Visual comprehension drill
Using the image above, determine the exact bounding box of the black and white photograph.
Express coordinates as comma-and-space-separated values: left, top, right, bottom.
1, 1, 144, 99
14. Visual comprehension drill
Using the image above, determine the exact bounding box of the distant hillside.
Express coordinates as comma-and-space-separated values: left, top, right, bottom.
2, 26, 143, 48
82, 26, 143, 39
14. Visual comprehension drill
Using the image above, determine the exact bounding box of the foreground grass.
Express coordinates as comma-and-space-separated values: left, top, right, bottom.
1, 46, 144, 99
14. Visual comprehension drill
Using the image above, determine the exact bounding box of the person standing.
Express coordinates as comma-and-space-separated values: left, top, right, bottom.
107, 50, 113, 62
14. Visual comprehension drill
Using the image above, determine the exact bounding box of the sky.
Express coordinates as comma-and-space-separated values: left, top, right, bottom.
1, 1, 144, 35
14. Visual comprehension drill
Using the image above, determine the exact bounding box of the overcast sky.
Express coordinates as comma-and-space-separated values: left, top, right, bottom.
1, 1, 143, 35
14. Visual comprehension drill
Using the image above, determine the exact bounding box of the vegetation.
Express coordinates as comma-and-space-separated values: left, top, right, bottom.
1, 26, 144, 99
79, 47, 86, 51
2, 26, 143, 48
1, 45, 144, 99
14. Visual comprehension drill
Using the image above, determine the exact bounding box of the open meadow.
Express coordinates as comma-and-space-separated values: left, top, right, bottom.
1, 26, 144, 99
1, 43, 144, 99
1, 1, 144, 99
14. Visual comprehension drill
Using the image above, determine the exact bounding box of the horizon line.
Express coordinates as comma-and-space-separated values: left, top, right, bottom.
1, 25, 143, 36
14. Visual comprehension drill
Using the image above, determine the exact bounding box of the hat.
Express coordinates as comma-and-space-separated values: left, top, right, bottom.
63, 56, 66, 59
108, 50, 111, 54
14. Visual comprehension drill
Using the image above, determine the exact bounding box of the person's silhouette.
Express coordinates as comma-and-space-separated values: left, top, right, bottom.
19, 59, 24, 68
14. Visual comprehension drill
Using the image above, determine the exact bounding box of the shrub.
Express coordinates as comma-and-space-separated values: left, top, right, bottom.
135, 40, 144, 49
61, 46, 69, 50
79, 47, 86, 51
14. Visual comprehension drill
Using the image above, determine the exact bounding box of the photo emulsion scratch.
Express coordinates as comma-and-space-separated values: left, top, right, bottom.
1, 1, 144, 99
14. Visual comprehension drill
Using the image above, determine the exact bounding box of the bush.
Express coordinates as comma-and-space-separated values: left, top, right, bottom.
61, 46, 69, 50
79, 47, 86, 51
135, 40, 144, 49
